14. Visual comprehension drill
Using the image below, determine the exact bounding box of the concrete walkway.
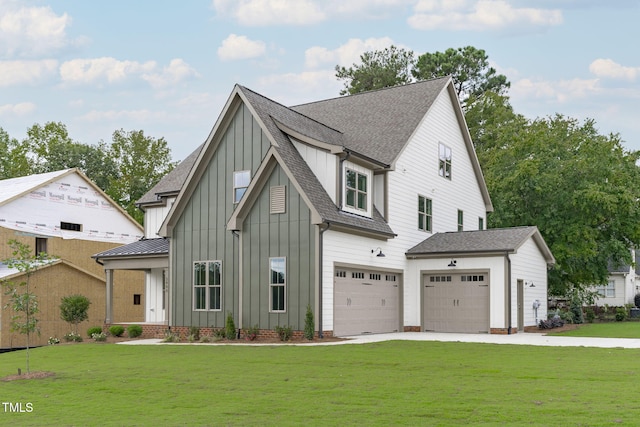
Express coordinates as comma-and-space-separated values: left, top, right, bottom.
120, 332, 640, 349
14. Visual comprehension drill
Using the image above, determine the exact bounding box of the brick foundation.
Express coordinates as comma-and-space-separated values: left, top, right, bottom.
404, 326, 421, 332
490, 328, 518, 334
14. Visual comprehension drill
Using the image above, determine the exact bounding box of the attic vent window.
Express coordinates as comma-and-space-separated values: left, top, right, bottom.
60, 221, 82, 232
270, 185, 286, 214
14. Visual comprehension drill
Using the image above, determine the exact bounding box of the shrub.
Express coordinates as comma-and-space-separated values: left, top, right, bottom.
60, 294, 91, 334
538, 315, 565, 329
188, 326, 200, 341
163, 330, 180, 343
275, 325, 293, 342
304, 304, 315, 340
569, 295, 584, 324
127, 324, 143, 338
584, 308, 595, 323
616, 307, 627, 322
635, 293, 640, 308
48, 337, 60, 345
64, 332, 83, 342
212, 328, 226, 339
559, 309, 575, 324
92, 332, 107, 342
109, 325, 125, 337
87, 326, 103, 337
244, 324, 259, 341
225, 312, 236, 340
200, 335, 212, 343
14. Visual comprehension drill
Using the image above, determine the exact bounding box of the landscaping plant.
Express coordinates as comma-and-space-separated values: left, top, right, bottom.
60, 294, 91, 334
304, 304, 315, 340
87, 326, 103, 337
127, 324, 143, 338
109, 325, 125, 337
225, 312, 236, 340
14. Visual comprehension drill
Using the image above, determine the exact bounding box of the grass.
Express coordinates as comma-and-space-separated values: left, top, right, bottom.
549, 321, 640, 338
2, 341, 640, 426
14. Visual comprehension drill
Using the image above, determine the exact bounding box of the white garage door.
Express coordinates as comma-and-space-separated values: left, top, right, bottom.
333, 268, 401, 336
423, 273, 489, 333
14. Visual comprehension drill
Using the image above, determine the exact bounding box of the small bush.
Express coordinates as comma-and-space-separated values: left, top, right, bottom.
635, 294, 640, 308
225, 312, 236, 340
538, 316, 565, 329
64, 332, 83, 342
616, 307, 627, 322
109, 325, 125, 337
188, 326, 200, 341
92, 332, 107, 342
584, 308, 595, 323
200, 335, 212, 343
163, 330, 180, 343
48, 337, 60, 345
275, 325, 293, 341
559, 310, 575, 324
87, 326, 103, 337
127, 324, 143, 338
304, 304, 315, 340
244, 324, 259, 341
569, 295, 584, 324
212, 328, 226, 339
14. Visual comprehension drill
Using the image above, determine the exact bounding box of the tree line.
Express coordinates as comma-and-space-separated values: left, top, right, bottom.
336, 45, 640, 299
0, 123, 176, 224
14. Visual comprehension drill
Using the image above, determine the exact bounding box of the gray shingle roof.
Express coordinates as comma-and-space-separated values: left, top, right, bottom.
92, 238, 169, 259
238, 86, 395, 237
291, 77, 449, 165
406, 226, 552, 260
136, 144, 203, 206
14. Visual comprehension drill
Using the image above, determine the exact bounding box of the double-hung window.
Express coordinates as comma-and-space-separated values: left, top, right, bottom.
233, 170, 250, 203
269, 257, 286, 312
439, 143, 452, 179
193, 261, 222, 311
418, 195, 432, 232
596, 281, 615, 298
345, 168, 367, 211
457, 210, 464, 231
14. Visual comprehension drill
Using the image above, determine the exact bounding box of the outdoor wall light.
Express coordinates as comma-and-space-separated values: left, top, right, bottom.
371, 247, 386, 257
448, 260, 457, 267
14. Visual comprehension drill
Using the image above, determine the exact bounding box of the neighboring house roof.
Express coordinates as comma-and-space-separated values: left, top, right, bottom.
0, 169, 73, 207
607, 252, 640, 275
0, 258, 104, 282
406, 226, 555, 265
136, 145, 203, 207
92, 238, 169, 260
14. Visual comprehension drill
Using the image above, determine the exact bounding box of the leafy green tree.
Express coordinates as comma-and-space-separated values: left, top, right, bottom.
0, 127, 31, 179
2, 240, 55, 373
106, 129, 176, 224
335, 45, 415, 95
481, 114, 640, 296
60, 294, 91, 334
413, 46, 510, 104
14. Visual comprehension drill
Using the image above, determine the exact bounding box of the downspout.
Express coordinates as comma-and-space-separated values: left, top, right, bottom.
232, 230, 241, 334
507, 253, 512, 335
318, 222, 331, 339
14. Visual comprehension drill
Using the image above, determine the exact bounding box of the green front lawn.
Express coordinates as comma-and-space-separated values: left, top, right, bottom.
2, 341, 640, 426
548, 321, 640, 338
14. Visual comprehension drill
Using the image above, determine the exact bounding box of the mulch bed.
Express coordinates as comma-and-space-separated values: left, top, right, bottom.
2, 371, 55, 382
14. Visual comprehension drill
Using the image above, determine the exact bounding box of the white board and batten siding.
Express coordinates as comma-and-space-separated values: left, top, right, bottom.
510, 237, 549, 327
291, 139, 338, 204
144, 198, 176, 238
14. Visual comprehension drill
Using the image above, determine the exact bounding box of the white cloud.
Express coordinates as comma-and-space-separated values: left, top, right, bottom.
78, 109, 169, 123
408, 0, 562, 31
0, 102, 37, 116
217, 34, 267, 61
305, 37, 398, 69
511, 77, 600, 103
142, 58, 200, 88
212, 0, 326, 26
0, 4, 80, 57
589, 58, 639, 81
256, 70, 342, 105
59, 57, 157, 85
0, 60, 58, 86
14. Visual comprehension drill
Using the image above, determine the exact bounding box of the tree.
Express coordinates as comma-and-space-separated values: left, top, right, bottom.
413, 46, 510, 104
480, 114, 640, 296
335, 45, 415, 95
60, 294, 91, 334
106, 129, 177, 224
1, 240, 54, 373
0, 127, 30, 179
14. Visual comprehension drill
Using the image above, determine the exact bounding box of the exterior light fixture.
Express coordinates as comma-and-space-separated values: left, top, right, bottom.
448, 260, 457, 267
371, 247, 385, 257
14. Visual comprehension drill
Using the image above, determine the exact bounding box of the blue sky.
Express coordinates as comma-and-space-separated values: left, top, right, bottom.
1, 0, 639, 162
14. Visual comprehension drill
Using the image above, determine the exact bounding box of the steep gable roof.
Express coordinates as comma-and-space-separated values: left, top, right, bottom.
292, 77, 449, 166
406, 226, 555, 265
0, 169, 74, 207
136, 144, 203, 207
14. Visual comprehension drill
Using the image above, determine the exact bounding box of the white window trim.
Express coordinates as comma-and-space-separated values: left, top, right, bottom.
439, 142, 452, 180
342, 161, 372, 217
269, 257, 286, 313
596, 280, 615, 298
193, 260, 223, 311
233, 170, 251, 204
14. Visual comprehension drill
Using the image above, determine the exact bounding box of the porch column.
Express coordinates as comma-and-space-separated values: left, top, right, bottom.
105, 269, 114, 324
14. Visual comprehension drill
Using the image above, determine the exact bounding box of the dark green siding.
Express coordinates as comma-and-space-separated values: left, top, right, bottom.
241, 165, 315, 330
171, 103, 271, 328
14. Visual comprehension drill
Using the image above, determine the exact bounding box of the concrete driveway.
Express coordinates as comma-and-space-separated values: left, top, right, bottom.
121, 332, 640, 348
